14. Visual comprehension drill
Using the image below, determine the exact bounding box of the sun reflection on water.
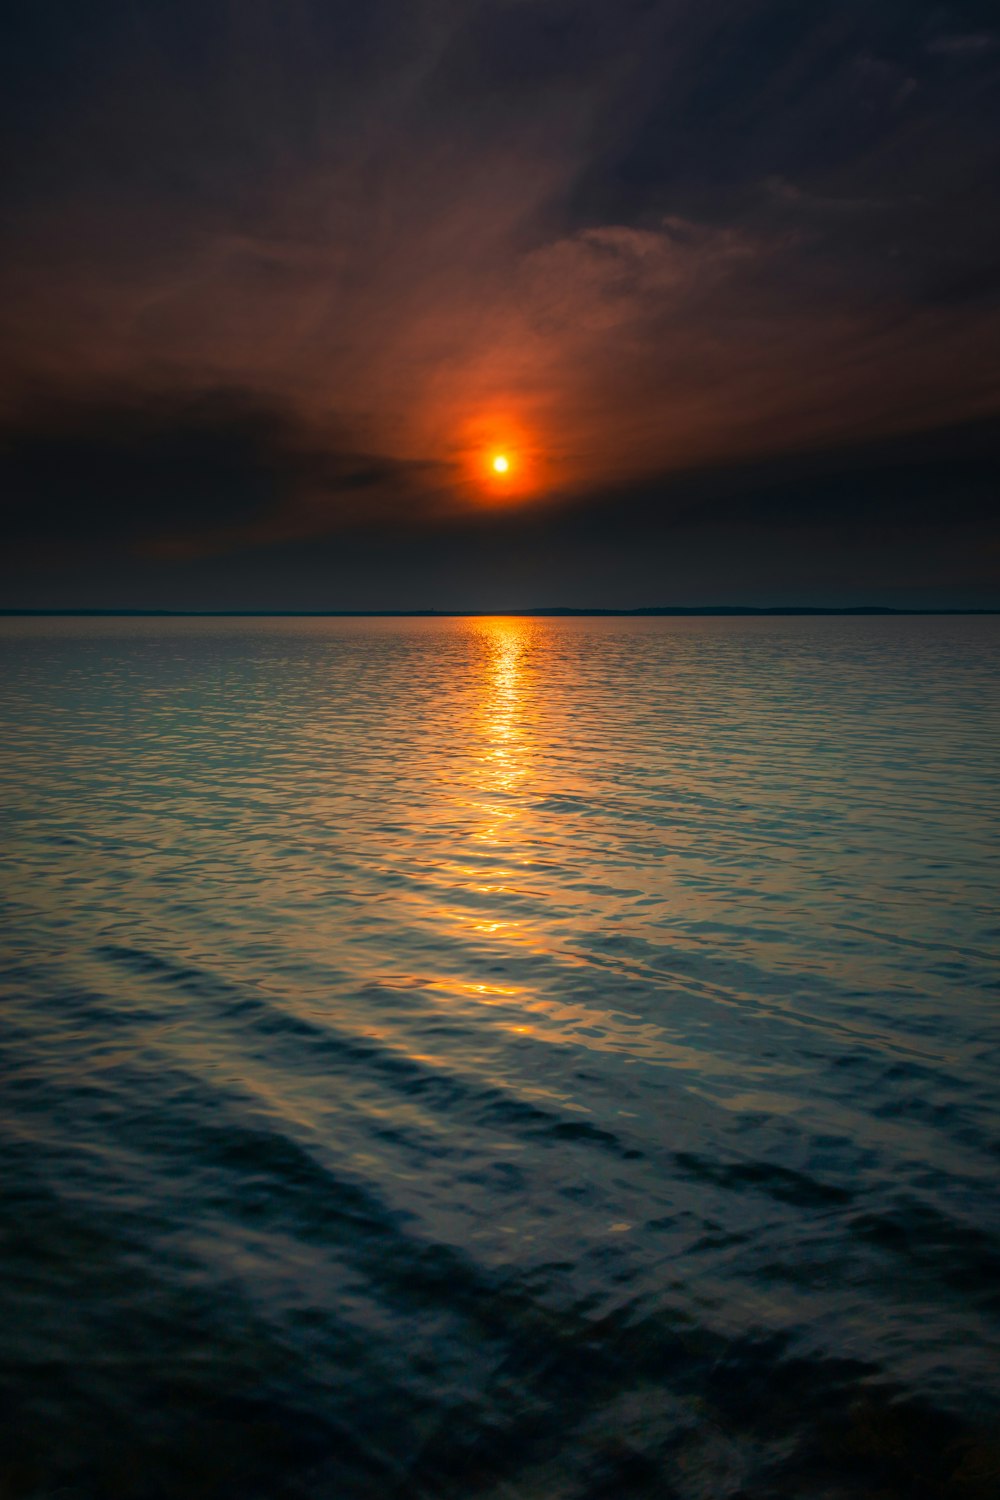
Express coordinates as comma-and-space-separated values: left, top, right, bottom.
411, 616, 699, 1063
465, 617, 535, 935
418, 618, 541, 1000
476, 614, 531, 807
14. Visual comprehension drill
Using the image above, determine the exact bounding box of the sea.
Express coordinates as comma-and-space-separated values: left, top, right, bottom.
1, 614, 998, 1499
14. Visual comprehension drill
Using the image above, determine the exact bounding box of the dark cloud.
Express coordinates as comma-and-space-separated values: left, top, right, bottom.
1, 389, 290, 547
579, 414, 1000, 534
2, 392, 994, 611
0, 386, 451, 562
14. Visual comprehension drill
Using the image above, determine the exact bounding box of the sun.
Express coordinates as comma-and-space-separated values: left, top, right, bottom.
462, 420, 534, 500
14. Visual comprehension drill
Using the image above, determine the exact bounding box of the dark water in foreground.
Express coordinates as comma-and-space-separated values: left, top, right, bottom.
1, 616, 998, 1500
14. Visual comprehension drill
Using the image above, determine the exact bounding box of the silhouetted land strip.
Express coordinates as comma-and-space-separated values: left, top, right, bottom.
3, 607, 998, 618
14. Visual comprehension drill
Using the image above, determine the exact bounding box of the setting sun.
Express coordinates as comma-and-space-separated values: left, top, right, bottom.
457, 413, 539, 500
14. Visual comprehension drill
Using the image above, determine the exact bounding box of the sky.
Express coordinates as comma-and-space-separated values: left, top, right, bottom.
2, 0, 998, 609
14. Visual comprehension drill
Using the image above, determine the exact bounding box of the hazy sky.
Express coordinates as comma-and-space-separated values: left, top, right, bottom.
2, 0, 998, 608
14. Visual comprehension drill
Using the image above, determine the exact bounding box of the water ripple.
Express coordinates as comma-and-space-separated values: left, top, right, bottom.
1, 615, 998, 1498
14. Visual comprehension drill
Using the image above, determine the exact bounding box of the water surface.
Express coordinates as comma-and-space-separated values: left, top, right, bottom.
1, 616, 998, 1498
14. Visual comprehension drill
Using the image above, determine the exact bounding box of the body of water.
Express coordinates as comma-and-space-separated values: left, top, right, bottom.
1, 615, 998, 1498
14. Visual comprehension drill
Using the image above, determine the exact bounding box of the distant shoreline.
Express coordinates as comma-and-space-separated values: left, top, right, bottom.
1, 607, 998, 619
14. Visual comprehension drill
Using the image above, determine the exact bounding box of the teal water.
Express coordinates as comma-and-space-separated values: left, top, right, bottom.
1, 615, 998, 1498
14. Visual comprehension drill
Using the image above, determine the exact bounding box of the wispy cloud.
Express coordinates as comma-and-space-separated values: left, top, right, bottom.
926, 32, 996, 56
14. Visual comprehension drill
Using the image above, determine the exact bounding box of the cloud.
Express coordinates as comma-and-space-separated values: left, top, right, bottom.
1, 1, 999, 605
926, 33, 996, 56
0, 386, 455, 564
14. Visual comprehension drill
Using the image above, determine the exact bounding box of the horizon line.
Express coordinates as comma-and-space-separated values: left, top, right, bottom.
2, 606, 999, 618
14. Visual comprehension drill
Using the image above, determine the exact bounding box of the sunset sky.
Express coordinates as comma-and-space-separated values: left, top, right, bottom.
2, 0, 999, 608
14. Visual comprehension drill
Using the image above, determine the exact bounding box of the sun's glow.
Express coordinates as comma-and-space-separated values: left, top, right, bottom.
456, 414, 540, 501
